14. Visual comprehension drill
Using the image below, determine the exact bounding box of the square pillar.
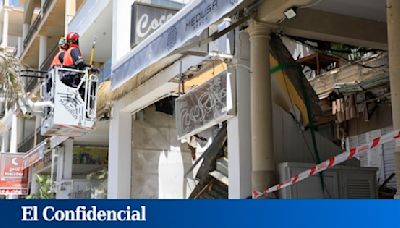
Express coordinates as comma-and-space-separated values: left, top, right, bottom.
228, 30, 252, 199
107, 107, 132, 199
9, 113, 21, 153
65, 0, 76, 34
17, 36, 23, 57
63, 139, 73, 180
112, 0, 133, 66
8, 112, 21, 199
55, 139, 73, 199
1, 0, 9, 48
39, 36, 48, 68
30, 171, 38, 195
1, 131, 9, 153
33, 116, 41, 146
56, 148, 64, 184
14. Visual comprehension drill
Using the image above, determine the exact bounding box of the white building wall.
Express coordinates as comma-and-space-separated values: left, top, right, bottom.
131, 106, 192, 199
68, 0, 112, 37
111, 0, 135, 66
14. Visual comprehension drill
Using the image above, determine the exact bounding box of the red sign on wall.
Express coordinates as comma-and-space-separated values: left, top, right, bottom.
0, 153, 29, 195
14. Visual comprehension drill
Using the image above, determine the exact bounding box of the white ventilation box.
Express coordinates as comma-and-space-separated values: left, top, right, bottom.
346, 127, 397, 189
278, 162, 377, 198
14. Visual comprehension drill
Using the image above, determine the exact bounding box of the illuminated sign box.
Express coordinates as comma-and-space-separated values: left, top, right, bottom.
0, 153, 28, 195
131, 3, 178, 47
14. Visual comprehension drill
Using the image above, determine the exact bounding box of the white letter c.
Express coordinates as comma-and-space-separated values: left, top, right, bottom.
43, 206, 55, 221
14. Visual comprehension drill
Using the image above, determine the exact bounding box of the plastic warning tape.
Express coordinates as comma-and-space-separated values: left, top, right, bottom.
252, 129, 400, 199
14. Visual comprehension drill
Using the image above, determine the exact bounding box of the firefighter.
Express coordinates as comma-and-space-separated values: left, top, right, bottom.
64, 32, 87, 69
61, 32, 87, 87
50, 37, 68, 68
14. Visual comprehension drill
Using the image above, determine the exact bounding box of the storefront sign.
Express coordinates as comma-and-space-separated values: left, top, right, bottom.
131, 3, 178, 47
112, 0, 242, 90
0, 153, 28, 195
23, 142, 46, 168
175, 72, 235, 139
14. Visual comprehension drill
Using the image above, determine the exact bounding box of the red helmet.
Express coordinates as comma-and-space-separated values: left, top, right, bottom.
66, 32, 79, 42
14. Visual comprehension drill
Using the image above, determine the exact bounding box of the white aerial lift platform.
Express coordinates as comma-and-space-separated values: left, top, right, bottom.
40, 68, 98, 137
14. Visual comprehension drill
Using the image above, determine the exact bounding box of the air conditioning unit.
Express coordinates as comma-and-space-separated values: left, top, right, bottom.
278, 162, 377, 199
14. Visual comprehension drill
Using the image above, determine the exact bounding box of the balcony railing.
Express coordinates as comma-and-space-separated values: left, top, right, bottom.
18, 126, 45, 153
22, 0, 54, 51
42, 0, 53, 14
23, 13, 41, 50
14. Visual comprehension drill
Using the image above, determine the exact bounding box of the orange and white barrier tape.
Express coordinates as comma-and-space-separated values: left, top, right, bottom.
252, 129, 400, 199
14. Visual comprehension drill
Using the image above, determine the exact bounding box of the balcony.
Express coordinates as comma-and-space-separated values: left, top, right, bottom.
18, 126, 45, 153
22, 0, 53, 51
20, 0, 65, 68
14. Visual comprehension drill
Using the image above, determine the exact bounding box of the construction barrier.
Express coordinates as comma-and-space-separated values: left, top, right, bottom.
252, 129, 400, 199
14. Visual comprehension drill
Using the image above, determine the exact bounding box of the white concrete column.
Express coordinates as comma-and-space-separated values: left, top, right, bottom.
248, 20, 276, 193
17, 36, 23, 57
30, 170, 38, 195
8, 112, 20, 199
39, 36, 48, 68
387, 0, 400, 198
55, 139, 73, 199
228, 30, 252, 199
55, 147, 64, 199
22, 23, 29, 40
65, 0, 76, 34
9, 113, 20, 154
33, 117, 41, 146
56, 148, 64, 183
63, 139, 73, 180
1, 0, 9, 48
112, 0, 133, 66
108, 107, 132, 199
1, 131, 9, 153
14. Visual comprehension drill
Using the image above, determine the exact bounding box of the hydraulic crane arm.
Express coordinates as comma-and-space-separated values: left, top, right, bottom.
17, 93, 54, 116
